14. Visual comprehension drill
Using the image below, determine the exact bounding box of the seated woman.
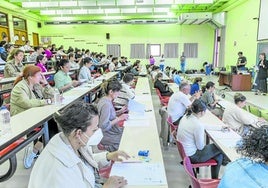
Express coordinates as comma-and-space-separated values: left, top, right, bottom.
10, 65, 55, 169
113, 73, 135, 110
130, 60, 141, 76
78, 57, 93, 81
222, 93, 265, 136
177, 99, 223, 179
190, 77, 202, 95
154, 72, 173, 97
218, 125, 268, 187
54, 58, 80, 92
173, 70, 183, 86
201, 81, 223, 118
29, 101, 129, 188
35, 54, 52, 81
97, 79, 129, 152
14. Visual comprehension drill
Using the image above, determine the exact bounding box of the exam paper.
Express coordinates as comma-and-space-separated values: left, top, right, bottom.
128, 99, 145, 114
110, 163, 167, 186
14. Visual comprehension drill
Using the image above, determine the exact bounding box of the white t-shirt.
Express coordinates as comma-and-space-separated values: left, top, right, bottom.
167, 91, 191, 122
109, 62, 115, 71
177, 114, 205, 156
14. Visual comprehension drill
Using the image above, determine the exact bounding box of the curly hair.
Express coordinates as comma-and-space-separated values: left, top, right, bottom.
54, 101, 98, 136
237, 125, 268, 162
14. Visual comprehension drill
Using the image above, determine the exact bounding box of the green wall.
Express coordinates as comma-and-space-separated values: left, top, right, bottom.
40, 23, 214, 69
224, 0, 262, 69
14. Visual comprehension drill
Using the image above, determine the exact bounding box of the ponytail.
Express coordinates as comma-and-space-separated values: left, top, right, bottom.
186, 99, 207, 117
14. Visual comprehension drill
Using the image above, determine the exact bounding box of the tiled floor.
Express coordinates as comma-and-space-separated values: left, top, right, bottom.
0, 76, 225, 188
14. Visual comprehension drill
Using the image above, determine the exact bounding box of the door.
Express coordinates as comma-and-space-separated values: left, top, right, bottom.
32, 32, 39, 47
0, 26, 9, 42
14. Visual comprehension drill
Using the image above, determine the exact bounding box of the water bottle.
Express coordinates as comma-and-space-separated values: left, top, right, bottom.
54, 88, 61, 105
0, 106, 11, 135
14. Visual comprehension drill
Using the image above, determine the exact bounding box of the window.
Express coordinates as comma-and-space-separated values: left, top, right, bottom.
107, 44, 121, 57
13, 17, 27, 31
147, 44, 161, 58
0, 12, 8, 27
164, 43, 179, 58
130, 44, 145, 59
184, 43, 198, 58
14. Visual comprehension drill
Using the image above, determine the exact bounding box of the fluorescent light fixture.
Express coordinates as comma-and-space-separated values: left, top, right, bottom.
155, 0, 174, 5
78, 1, 97, 6
40, 2, 59, 7
72, 9, 88, 14
22, 2, 40, 8
97, 1, 116, 6
121, 8, 136, 13
137, 8, 153, 13
105, 9, 120, 14
174, 0, 193, 4
117, 0, 135, 6
59, 1, 77, 7
40, 10, 56, 15
154, 7, 170, 13
194, 0, 213, 3
136, 0, 154, 5
88, 9, 104, 14
56, 9, 72, 15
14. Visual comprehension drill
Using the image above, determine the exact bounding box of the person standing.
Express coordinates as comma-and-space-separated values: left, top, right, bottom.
149, 55, 155, 65
159, 54, 165, 71
255, 52, 268, 95
180, 52, 186, 73
237, 51, 247, 71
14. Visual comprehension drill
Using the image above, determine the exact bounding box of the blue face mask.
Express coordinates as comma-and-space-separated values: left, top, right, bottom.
80, 128, 103, 147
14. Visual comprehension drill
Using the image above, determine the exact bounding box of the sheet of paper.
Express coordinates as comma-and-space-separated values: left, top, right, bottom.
207, 130, 241, 139
128, 99, 145, 114
128, 112, 147, 120
110, 163, 167, 186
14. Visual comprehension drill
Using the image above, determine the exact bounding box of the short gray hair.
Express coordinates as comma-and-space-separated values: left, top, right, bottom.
179, 81, 190, 90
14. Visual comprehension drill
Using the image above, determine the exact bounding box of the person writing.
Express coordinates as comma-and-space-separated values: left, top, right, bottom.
29, 101, 129, 188
218, 125, 268, 187
154, 72, 173, 97
177, 99, 223, 179
236, 51, 247, 71
222, 93, 265, 136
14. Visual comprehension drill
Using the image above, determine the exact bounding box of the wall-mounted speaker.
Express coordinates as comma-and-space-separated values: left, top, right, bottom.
106, 33, 110, 39
37, 22, 42, 28
217, 36, 221, 42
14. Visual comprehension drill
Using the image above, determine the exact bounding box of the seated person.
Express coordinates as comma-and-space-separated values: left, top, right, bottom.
154, 72, 173, 97
10, 65, 55, 169
97, 79, 129, 152
190, 77, 202, 95
177, 99, 223, 179
69, 52, 80, 69
201, 81, 223, 118
54, 59, 80, 92
151, 66, 160, 81
218, 125, 268, 187
173, 70, 183, 86
108, 57, 118, 72
222, 93, 265, 136
167, 81, 200, 125
113, 73, 135, 110
28, 101, 129, 188
78, 57, 93, 81
130, 60, 141, 76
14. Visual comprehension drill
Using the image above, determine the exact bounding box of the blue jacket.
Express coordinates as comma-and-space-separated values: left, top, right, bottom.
218, 158, 268, 188
190, 83, 200, 95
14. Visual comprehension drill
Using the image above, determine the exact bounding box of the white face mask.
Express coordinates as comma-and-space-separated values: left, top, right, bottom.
80, 128, 103, 147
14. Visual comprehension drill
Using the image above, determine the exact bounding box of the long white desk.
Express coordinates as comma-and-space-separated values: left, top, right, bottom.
0, 72, 117, 181
110, 77, 168, 188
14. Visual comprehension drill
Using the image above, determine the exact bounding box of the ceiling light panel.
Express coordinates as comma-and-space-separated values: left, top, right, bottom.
105, 9, 120, 14
72, 9, 88, 14
137, 8, 153, 13
40, 10, 56, 15
56, 9, 72, 15
88, 9, 104, 14
155, 0, 174, 5
136, 0, 154, 5
194, 0, 213, 4
117, 0, 135, 6
59, 1, 78, 7
97, 0, 116, 6
174, 0, 193, 4
21, 2, 40, 8
154, 8, 170, 13
40, 2, 59, 7
121, 8, 136, 13
78, 1, 97, 6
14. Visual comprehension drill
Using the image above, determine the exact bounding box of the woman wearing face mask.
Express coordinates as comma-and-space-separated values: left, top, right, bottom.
29, 101, 129, 188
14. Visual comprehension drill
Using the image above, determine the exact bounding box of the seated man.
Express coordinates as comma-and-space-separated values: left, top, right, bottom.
154, 72, 173, 97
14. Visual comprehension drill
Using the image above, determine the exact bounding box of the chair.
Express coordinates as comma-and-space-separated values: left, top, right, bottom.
155, 88, 169, 106
176, 140, 217, 172
183, 156, 220, 188
166, 116, 178, 141
248, 105, 261, 117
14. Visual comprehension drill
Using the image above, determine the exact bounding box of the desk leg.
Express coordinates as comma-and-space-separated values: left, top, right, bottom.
43, 121, 49, 145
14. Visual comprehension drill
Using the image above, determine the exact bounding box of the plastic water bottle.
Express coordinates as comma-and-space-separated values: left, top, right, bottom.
54, 88, 61, 105
0, 106, 11, 135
